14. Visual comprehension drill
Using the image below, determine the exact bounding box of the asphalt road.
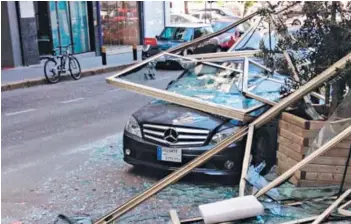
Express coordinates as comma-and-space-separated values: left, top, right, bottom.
1, 69, 340, 224
2, 69, 240, 224
1, 70, 181, 222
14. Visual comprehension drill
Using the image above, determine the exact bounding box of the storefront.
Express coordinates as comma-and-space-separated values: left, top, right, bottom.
35, 1, 97, 55
100, 1, 142, 46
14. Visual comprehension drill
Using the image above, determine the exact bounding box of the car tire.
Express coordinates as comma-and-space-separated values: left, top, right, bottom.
251, 119, 278, 175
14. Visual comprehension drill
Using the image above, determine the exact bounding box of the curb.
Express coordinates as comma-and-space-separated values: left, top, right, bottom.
1, 63, 136, 92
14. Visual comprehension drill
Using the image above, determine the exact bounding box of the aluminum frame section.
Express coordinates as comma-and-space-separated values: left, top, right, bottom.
97, 52, 351, 224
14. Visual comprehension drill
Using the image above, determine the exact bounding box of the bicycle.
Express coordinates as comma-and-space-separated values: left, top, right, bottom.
44, 43, 81, 84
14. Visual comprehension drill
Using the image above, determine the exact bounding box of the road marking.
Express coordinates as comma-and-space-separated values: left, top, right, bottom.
5, 109, 36, 116
60, 97, 84, 104
107, 89, 121, 93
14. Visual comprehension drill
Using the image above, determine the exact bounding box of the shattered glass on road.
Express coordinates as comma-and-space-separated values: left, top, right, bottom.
4, 133, 348, 224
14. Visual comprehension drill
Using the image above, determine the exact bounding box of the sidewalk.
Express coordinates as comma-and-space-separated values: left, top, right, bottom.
1, 50, 141, 85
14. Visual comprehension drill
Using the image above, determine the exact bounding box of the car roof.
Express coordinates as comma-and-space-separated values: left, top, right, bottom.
165, 23, 212, 28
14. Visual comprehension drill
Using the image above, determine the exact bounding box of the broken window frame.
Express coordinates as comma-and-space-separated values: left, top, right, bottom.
106, 51, 286, 122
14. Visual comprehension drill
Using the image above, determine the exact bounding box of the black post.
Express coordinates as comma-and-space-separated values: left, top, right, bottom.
101, 46, 106, 65
338, 144, 351, 196
132, 43, 137, 61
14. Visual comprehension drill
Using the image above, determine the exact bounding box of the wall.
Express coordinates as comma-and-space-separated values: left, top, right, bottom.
142, 1, 165, 38
17, 1, 40, 65
1, 1, 22, 67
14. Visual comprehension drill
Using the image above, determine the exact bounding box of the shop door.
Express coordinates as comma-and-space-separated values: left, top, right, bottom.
49, 2, 72, 52
49, 1, 90, 54
70, 2, 90, 53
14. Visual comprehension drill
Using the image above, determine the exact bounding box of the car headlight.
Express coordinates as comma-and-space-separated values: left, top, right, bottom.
210, 128, 235, 145
125, 116, 142, 138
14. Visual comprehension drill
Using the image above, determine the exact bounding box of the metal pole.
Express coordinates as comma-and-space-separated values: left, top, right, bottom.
338, 144, 351, 196
55, 2, 62, 54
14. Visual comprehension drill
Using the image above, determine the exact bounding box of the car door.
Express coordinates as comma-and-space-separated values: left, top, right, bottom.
193, 26, 217, 54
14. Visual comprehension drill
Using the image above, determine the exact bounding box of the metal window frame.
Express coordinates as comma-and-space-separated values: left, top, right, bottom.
106, 52, 283, 121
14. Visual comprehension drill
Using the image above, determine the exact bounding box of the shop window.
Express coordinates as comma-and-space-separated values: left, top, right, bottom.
49, 1, 90, 54
100, 1, 141, 46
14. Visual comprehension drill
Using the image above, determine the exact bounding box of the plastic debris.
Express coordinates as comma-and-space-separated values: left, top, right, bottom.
246, 162, 281, 200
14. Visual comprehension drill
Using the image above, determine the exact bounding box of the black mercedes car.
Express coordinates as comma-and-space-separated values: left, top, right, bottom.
122, 59, 285, 177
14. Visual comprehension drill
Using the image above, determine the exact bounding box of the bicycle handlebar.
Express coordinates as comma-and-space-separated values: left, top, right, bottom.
52, 43, 75, 55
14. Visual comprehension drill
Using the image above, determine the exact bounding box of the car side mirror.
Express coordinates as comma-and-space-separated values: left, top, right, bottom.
155, 35, 159, 39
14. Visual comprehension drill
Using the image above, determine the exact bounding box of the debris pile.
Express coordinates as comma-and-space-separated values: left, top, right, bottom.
61, 4, 351, 224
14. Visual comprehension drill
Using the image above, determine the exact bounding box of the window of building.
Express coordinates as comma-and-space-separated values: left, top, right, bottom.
100, 1, 141, 47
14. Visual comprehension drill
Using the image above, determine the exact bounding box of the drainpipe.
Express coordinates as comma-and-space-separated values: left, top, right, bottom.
96, 1, 103, 56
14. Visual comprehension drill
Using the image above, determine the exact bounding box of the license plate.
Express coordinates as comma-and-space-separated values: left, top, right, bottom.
157, 146, 182, 163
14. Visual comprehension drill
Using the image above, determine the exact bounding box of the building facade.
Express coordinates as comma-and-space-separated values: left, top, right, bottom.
2, 1, 169, 68
100, 1, 168, 49
2, 1, 100, 67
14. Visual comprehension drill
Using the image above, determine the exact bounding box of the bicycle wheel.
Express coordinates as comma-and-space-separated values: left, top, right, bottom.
44, 58, 60, 84
69, 56, 81, 80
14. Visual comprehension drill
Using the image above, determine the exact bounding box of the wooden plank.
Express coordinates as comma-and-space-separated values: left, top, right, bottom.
278, 145, 304, 161
310, 156, 349, 166
322, 148, 351, 157
106, 79, 252, 122
279, 128, 310, 146
277, 161, 301, 179
302, 164, 351, 174
338, 139, 351, 149
277, 151, 302, 179
278, 136, 308, 153
169, 209, 181, 224
255, 125, 351, 198
298, 180, 351, 188
305, 172, 351, 183
337, 200, 351, 217
289, 175, 301, 186
312, 189, 351, 224
279, 120, 318, 138
309, 120, 327, 130
281, 216, 320, 224
239, 125, 255, 197
281, 112, 309, 129
244, 91, 277, 106
189, 50, 260, 60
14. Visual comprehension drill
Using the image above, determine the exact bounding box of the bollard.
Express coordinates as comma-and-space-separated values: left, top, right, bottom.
132, 44, 137, 61
101, 46, 107, 65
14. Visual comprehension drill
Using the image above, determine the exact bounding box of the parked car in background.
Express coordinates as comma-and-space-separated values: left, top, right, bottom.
170, 13, 202, 24
191, 11, 223, 22
194, 7, 240, 19
142, 23, 214, 60
211, 19, 251, 51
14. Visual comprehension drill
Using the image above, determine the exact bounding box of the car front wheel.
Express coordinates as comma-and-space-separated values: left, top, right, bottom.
251, 122, 278, 175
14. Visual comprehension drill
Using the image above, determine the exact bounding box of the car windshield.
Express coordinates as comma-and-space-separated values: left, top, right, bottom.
166, 59, 286, 111
233, 29, 279, 51
159, 27, 194, 42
